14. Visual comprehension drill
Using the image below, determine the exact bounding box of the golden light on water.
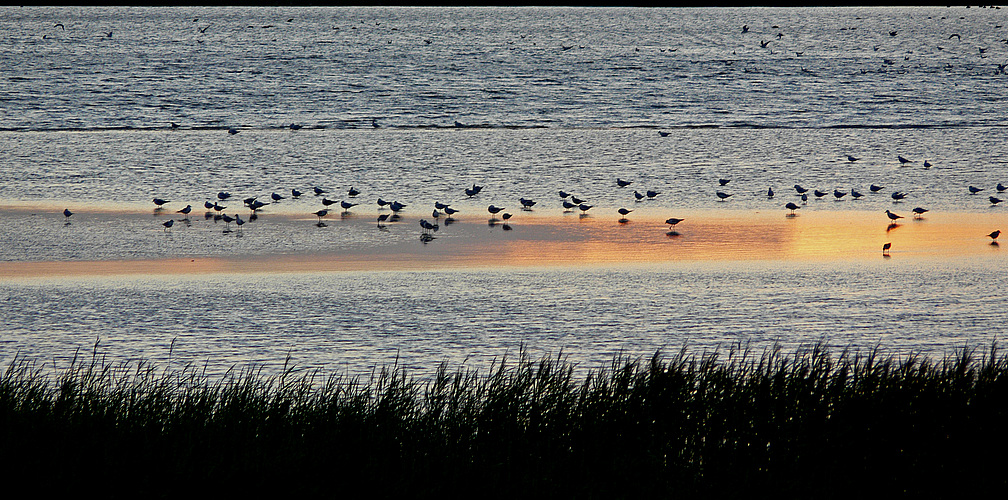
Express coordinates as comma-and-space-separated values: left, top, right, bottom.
0, 210, 1003, 278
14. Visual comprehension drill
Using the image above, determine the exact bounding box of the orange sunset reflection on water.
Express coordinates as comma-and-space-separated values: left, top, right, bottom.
0, 210, 1003, 279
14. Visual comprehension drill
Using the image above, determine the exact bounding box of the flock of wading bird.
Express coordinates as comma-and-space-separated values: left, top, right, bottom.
59, 170, 1002, 252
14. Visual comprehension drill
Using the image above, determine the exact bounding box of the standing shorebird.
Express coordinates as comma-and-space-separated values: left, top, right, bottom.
885, 210, 904, 222
716, 191, 733, 201
767, 187, 775, 199
63, 208, 73, 221
153, 198, 170, 209
177, 205, 192, 219
616, 178, 632, 188
162, 219, 174, 232
897, 155, 912, 165
969, 185, 984, 195
785, 202, 800, 215
313, 209, 329, 225
578, 204, 593, 214
487, 205, 504, 218
912, 207, 929, 218
989, 230, 1001, 241
617, 207, 632, 223
883, 242, 891, 256
665, 217, 684, 229
377, 213, 390, 228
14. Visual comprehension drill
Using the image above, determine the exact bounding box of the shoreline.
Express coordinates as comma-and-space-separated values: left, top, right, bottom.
1, 208, 1004, 278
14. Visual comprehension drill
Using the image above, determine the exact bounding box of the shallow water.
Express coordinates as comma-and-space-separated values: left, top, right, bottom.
1, 258, 1005, 378
2, 6, 1007, 377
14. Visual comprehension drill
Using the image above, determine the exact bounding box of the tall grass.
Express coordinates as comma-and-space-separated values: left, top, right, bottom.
1, 342, 1006, 496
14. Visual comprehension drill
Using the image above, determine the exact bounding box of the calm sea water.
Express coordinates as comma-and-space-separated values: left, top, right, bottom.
1, 6, 1006, 377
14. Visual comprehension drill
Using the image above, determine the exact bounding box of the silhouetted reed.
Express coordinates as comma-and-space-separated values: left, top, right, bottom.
1, 342, 1006, 496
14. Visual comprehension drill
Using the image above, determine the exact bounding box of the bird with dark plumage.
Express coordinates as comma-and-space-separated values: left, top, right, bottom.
969, 185, 984, 195
848, 155, 859, 162
558, 190, 570, 199
833, 189, 846, 200
785, 202, 800, 214
348, 187, 360, 198
271, 192, 284, 202
646, 190, 660, 199
870, 184, 884, 192
794, 184, 809, 195
487, 205, 504, 217
989, 230, 1001, 241
897, 155, 912, 165
912, 207, 929, 218
153, 198, 170, 208
617, 178, 632, 188
883, 242, 891, 256
891, 192, 907, 201
321, 198, 337, 207
851, 188, 863, 199
991, 196, 1003, 206
177, 205, 192, 217
813, 189, 828, 198
313, 209, 328, 223
633, 191, 644, 202
313, 187, 327, 196
291, 188, 302, 199
63, 208, 73, 220
377, 214, 389, 227
519, 198, 536, 210
578, 204, 593, 214
767, 187, 775, 199
997, 183, 1006, 193
340, 201, 358, 212
716, 191, 732, 201
665, 218, 684, 229
885, 210, 903, 222
562, 200, 576, 211
718, 178, 730, 186
162, 219, 174, 231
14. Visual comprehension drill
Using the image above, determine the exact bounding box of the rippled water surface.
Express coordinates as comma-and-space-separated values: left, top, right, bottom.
2, 6, 1007, 376
2, 259, 1005, 378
